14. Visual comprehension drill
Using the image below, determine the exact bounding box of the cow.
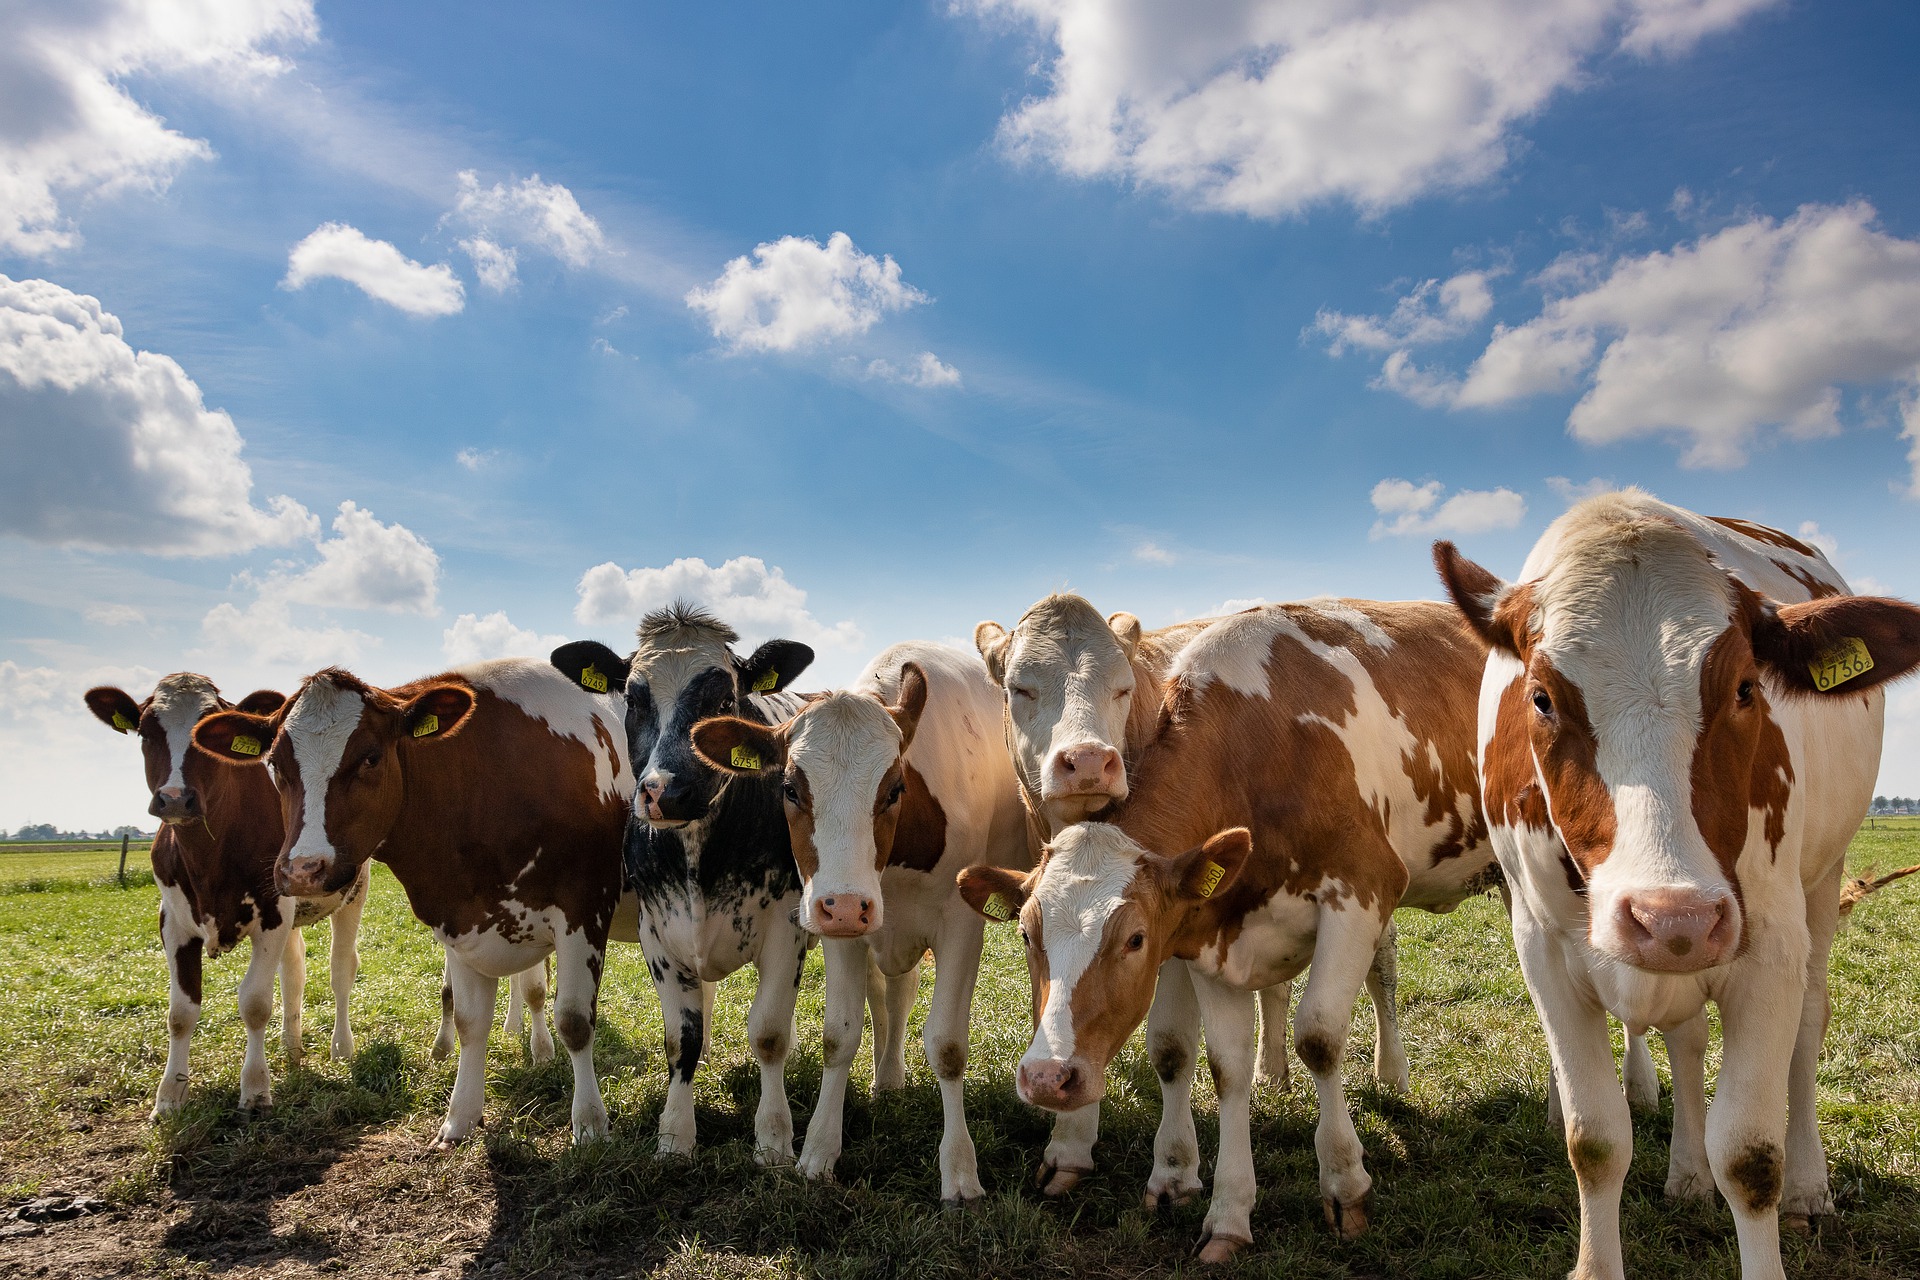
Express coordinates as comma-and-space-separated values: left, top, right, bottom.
432, 955, 553, 1066
192, 658, 631, 1147
959, 599, 1499, 1260
549, 604, 814, 1164
689, 642, 1031, 1202
85, 674, 366, 1118
1434, 490, 1920, 1280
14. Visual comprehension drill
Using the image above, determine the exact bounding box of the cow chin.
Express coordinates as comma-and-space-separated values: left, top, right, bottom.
279, 855, 360, 899
1040, 791, 1121, 827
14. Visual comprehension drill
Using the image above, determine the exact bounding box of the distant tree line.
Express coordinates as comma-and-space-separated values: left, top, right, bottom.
1870, 797, 1918, 815
4, 823, 150, 842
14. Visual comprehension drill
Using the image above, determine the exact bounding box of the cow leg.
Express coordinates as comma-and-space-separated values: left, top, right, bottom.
799, 936, 869, 1181
237, 917, 291, 1110
279, 922, 306, 1065
505, 966, 527, 1039
1707, 968, 1801, 1280
746, 925, 807, 1166
432, 951, 457, 1061
511, 963, 555, 1065
1191, 970, 1259, 1263
875, 963, 918, 1093
864, 954, 890, 1078
434, 953, 498, 1148
1784, 858, 1844, 1229
328, 871, 367, 1060
1296, 905, 1382, 1238
1144, 958, 1204, 1208
154, 889, 202, 1118
1254, 981, 1291, 1088
552, 930, 608, 1144
699, 979, 717, 1066
1042, 1104, 1100, 1197
1364, 919, 1409, 1092
924, 910, 987, 1204
651, 961, 704, 1157
1623, 1028, 1659, 1114
1662, 1011, 1713, 1200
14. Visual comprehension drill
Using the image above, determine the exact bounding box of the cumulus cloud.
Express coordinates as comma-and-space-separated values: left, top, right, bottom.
282, 222, 466, 317
0, 0, 316, 256
865, 351, 962, 388
460, 236, 518, 292
1546, 475, 1616, 504
447, 171, 605, 268
0, 657, 163, 828
1369, 478, 1527, 539
1313, 271, 1497, 355
0, 274, 317, 554
575, 555, 863, 650
442, 611, 570, 665
965, 0, 1774, 217
686, 232, 928, 353
199, 597, 374, 668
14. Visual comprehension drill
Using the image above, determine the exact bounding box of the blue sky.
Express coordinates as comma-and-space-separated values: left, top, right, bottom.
6, 0, 1920, 828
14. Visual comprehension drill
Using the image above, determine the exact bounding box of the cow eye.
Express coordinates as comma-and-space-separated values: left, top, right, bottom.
1018, 927, 1030, 947
1125, 931, 1145, 952
782, 782, 802, 805
1736, 679, 1755, 707
887, 780, 905, 806
1010, 686, 1036, 702
1532, 689, 1554, 717
360, 749, 381, 771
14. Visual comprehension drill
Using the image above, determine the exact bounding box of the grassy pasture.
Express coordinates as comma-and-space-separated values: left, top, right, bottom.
1, 830, 1916, 1278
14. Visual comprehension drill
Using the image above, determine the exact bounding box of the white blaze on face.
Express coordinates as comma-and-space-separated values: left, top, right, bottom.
282, 678, 369, 870
1022, 825, 1142, 1069
1001, 600, 1135, 809
147, 673, 222, 800
786, 693, 901, 923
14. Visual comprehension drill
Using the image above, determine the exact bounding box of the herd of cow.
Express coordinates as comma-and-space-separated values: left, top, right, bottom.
80, 491, 1920, 1280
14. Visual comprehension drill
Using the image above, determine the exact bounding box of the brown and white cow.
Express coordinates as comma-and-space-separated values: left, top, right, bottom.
692, 642, 1032, 1202
86, 674, 367, 1117
193, 658, 632, 1147
1435, 491, 1920, 1280
961, 599, 1497, 1260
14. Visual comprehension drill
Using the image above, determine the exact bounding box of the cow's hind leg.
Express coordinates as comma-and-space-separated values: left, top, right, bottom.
434, 952, 498, 1148
1296, 902, 1384, 1239
238, 918, 293, 1110
1191, 971, 1259, 1263
1784, 858, 1844, 1230
154, 888, 202, 1118
432, 951, 456, 1061
1364, 919, 1409, 1092
1144, 958, 1203, 1208
552, 929, 608, 1144
278, 921, 306, 1065
1623, 1027, 1659, 1114
328, 868, 367, 1060
1254, 981, 1291, 1088
1663, 1011, 1713, 1200
924, 910, 986, 1205
799, 936, 868, 1181
746, 925, 807, 1166
510, 963, 554, 1065
874, 961, 917, 1093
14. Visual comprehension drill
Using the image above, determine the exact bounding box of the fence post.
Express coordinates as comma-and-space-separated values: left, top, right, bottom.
118, 833, 129, 889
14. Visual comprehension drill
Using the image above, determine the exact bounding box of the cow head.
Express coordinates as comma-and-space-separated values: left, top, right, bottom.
1437, 509, 1920, 975
692, 664, 927, 937
614, 604, 812, 828
976, 594, 1144, 828
192, 668, 475, 896
957, 822, 1251, 1111
86, 675, 285, 825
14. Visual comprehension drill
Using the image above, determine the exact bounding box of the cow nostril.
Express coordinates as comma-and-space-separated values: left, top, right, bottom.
1059, 1065, 1079, 1094
823, 896, 836, 908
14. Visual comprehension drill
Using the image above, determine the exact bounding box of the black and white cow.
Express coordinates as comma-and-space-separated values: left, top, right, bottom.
551, 604, 814, 1163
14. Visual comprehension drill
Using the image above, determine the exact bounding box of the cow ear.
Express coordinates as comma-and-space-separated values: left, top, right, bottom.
234, 689, 286, 716
957, 864, 1029, 924
888, 662, 929, 752
738, 640, 814, 695
690, 716, 785, 775
84, 686, 143, 734
1752, 594, 1920, 697
974, 621, 1011, 684
1434, 540, 1527, 657
1164, 828, 1252, 904
401, 685, 475, 743
193, 710, 277, 765
551, 640, 630, 695
1106, 612, 1143, 661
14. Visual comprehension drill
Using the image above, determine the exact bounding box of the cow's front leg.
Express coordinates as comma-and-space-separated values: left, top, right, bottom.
434, 951, 498, 1148
1784, 859, 1843, 1230
1296, 903, 1384, 1239
1662, 1011, 1713, 1200
746, 924, 807, 1166
649, 953, 704, 1157
1190, 970, 1259, 1263
1364, 918, 1409, 1092
1709, 961, 1803, 1280
875, 962, 918, 1093
799, 936, 868, 1181
154, 890, 202, 1118
278, 919, 306, 1065
924, 911, 986, 1204
326, 871, 366, 1059
238, 917, 292, 1109
1144, 958, 1203, 1208
552, 930, 608, 1144
509, 963, 554, 1065
1041, 1104, 1100, 1197
1254, 981, 1291, 1087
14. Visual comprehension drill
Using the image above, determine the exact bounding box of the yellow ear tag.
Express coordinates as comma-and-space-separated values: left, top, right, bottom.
580, 665, 608, 693
111, 712, 135, 733
230, 734, 262, 757
982, 892, 1016, 922
752, 669, 779, 693
730, 744, 762, 770
1808, 637, 1873, 692
412, 713, 440, 738
1195, 861, 1226, 898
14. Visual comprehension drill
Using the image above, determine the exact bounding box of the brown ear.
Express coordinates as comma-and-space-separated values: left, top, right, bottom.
1434, 540, 1525, 656
974, 621, 1011, 684
401, 684, 475, 743
889, 662, 929, 751
84, 686, 143, 734
234, 689, 287, 716
957, 864, 1029, 923
1164, 827, 1253, 903
1752, 593, 1920, 697
691, 716, 786, 774
1106, 612, 1143, 660
193, 710, 278, 765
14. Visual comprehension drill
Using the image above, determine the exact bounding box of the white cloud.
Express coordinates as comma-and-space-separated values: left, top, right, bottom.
199, 596, 374, 669
1795, 520, 1839, 560
1313, 271, 1497, 355
461, 236, 519, 292
865, 351, 962, 388
1546, 475, 1615, 504
0, 658, 161, 829
84, 604, 145, 627
1370, 478, 1527, 539
965, 0, 1775, 218
442, 611, 569, 665
1132, 540, 1178, 565
0, 0, 316, 256
1902, 391, 1920, 500
282, 222, 466, 317
448, 171, 605, 268
0, 274, 317, 554
686, 232, 928, 353
455, 447, 498, 470
574, 555, 863, 650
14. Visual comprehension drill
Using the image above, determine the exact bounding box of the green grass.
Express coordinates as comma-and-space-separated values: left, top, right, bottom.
0, 841, 154, 893
1, 829, 1917, 1278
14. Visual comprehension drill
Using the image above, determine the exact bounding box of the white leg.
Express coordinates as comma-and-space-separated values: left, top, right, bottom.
746, 925, 807, 1166
1042, 1104, 1100, 1197
432, 951, 456, 1061
153, 888, 202, 1118
1364, 919, 1409, 1092
1548, 1060, 1566, 1130
1784, 859, 1843, 1228
327, 871, 366, 1060
649, 954, 704, 1157
513, 962, 554, 1065
799, 936, 868, 1181
435, 952, 498, 1148
1623, 1027, 1659, 1114
1254, 981, 1292, 1088
278, 921, 306, 1065
1706, 963, 1802, 1280
865, 955, 890, 1081
1295, 904, 1384, 1238
1191, 971, 1259, 1262
1663, 1012, 1713, 1200
923, 912, 987, 1204
1143, 958, 1203, 1208
552, 930, 608, 1144
875, 963, 917, 1093
505, 966, 527, 1039
237, 918, 291, 1110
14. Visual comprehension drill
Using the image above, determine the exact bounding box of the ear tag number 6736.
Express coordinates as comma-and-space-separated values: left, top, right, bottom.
1809, 637, 1873, 692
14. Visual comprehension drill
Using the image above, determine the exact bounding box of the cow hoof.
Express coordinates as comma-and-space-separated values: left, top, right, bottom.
1143, 1172, 1204, 1210
1780, 1212, 1817, 1236
1376, 1061, 1411, 1093
330, 1034, 353, 1062
1665, 1171, 1715, 1202
1323, 1192, 1371, 1240
754, 1144, 795, 1169
1036, 1161, 1089, 1197
656, 1134, 694, 1159
941, 1180, 986, 1209
1196, 1232, 1250, 1264
796, 1150, 838, 1182
530, 1036, 554, 1067
431, 1124, 472, 1151
1783, 1188, 1836, 1221
284, 1042, 305, 1067
239, 1091, 272, 1113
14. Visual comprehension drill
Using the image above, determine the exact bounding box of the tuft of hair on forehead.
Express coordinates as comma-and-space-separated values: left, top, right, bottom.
790, 689, 900, 750
1537, 494, 1733, 661
634, 601, 738, 659
1012, 593, 1115, 659
286, 667, 383, 721
148, 672, 222, 715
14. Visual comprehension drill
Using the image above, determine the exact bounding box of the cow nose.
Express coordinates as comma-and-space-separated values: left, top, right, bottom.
148, 787, 200, 821
1054, 744, 1122, 793
280, 855, 332, 896
814, 894, 877, 937
1615, 888, 1738, 972
1018, 1058, 1086, 1110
